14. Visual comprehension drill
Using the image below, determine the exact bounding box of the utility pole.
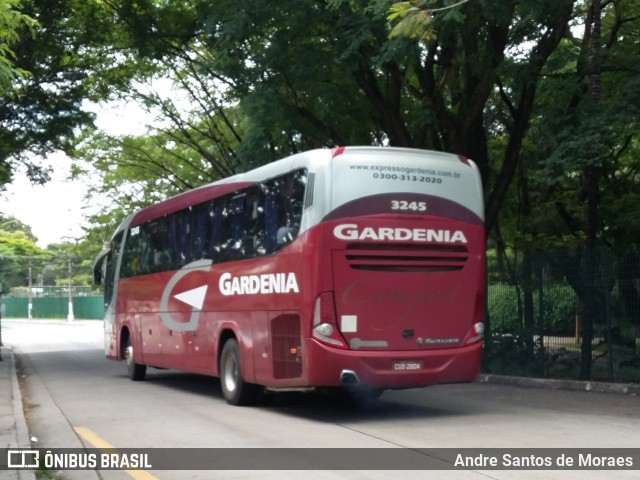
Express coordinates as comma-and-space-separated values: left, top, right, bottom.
67, 257, 74, 321
28, 266, 33, 320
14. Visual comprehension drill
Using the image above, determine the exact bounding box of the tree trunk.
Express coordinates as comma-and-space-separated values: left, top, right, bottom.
580, 0, 602, 381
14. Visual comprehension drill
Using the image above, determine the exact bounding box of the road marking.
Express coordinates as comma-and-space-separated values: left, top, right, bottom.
74, 426, 159, 480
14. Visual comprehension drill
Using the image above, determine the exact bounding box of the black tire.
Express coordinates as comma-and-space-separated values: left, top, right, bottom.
124, 336, 147, 381
219, 339, 259, 405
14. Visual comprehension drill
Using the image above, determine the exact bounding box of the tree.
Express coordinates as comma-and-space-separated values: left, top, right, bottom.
43, 240, 92, 287
70, 0, 387, 228
69, 0, 638, 240
0, 0, 38, 91
0, 0, 96, 188
0, 227, 47, 290
76, 0, 579, 234
385, 0, 640, 377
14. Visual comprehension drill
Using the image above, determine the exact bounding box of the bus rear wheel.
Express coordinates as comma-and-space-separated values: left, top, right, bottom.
220, 339, 258, 406
124, 337, 147, 381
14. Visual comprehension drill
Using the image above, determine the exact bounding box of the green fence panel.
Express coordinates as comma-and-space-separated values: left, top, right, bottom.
2, 297, 28, 317
1, 296, 104, 319
73, 296, 105, 320
33, 297, 67, 318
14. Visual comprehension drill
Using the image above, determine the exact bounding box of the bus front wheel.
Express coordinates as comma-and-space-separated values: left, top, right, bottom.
220, 339, 258, 406
124, 337, 147, 381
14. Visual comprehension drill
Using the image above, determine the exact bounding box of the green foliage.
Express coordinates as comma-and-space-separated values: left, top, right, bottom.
0, 227, 48, 290
387, 0, 469, 39
488, 283, 577, 334
0, 0, 39, 91
1, 0, 97, 188
43, 241, 93, 288
70, 0, 395, 221
387, 2, 437, 40
0, 215, 95, 291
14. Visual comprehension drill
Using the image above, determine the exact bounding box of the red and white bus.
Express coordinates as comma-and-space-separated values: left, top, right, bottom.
94, 146, 485, 405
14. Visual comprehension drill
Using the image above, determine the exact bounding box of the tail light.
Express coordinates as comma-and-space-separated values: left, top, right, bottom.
312, 292, 348, 349
331, 146, 346, 158
466, 292, 485, 344
466, 322, 485, 344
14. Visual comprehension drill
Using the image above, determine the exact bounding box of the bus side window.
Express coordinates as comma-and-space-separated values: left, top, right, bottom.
148, 218, 169, 272
104, 231, 123, 305
263, 187, 278, 253
178, 208, 192, 266
121, 226, 144, 277
192, 203, 208, 260
218, 193, 242, 262
208, 200, 222, 262
230, 193, 246, 259
289, 169, 306, 230
242, 187, 266, 258
166, 214, 178, 270
137, 226, 151, 275
266, 169, 307, 249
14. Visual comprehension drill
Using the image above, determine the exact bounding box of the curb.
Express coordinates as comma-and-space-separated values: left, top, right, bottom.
477, 373, 640, 395
8, 347, 36, 480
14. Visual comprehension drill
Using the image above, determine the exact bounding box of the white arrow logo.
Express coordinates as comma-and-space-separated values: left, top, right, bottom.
160, 259, 212, 331
173, 285, 208, 310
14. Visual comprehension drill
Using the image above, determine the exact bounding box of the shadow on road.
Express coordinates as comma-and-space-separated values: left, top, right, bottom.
138, 368, 473, 423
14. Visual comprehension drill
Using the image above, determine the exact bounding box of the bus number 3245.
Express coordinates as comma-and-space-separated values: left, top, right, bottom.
390, 200, 427, 212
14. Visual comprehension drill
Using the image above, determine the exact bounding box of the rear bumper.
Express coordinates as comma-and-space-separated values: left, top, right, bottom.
304, 338, 482, 389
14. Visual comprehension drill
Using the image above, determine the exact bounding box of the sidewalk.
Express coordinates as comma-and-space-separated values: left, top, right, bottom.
0, 345, 36, 480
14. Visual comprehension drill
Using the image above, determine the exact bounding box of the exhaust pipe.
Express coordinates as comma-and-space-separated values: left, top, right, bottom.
340, 369, 359, 386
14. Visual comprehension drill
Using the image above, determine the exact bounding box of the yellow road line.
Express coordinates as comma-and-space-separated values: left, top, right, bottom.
74, 426, 159, 480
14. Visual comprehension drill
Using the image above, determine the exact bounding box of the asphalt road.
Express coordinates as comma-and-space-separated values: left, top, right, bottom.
3, 319, 639, 480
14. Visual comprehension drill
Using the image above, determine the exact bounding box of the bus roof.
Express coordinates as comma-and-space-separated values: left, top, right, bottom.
128, 146, 480, 227
130, 182, 254, 227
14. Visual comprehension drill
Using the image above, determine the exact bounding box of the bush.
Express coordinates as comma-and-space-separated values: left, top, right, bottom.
488, 284, 520, 333
488, 283, 577, 335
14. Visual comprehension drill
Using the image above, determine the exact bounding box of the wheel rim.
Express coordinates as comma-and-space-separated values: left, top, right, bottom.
223, 354, 238, 393
125, 344, 134, 370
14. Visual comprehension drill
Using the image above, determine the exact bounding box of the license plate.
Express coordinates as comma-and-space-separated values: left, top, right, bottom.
393, 360, 422, 371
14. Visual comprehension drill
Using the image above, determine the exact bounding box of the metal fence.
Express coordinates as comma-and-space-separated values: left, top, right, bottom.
7, 285, 96, 297
1, 296, 105, 319
485, 248, 640, 383
1, 285, 104, 320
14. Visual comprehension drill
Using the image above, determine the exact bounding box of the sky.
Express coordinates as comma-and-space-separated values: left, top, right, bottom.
1, 101, 152, 248
1, 152, 87, 248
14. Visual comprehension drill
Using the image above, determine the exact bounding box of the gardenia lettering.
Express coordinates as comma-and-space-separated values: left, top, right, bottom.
333, 223, 468, 244
219, 272, 299, 296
